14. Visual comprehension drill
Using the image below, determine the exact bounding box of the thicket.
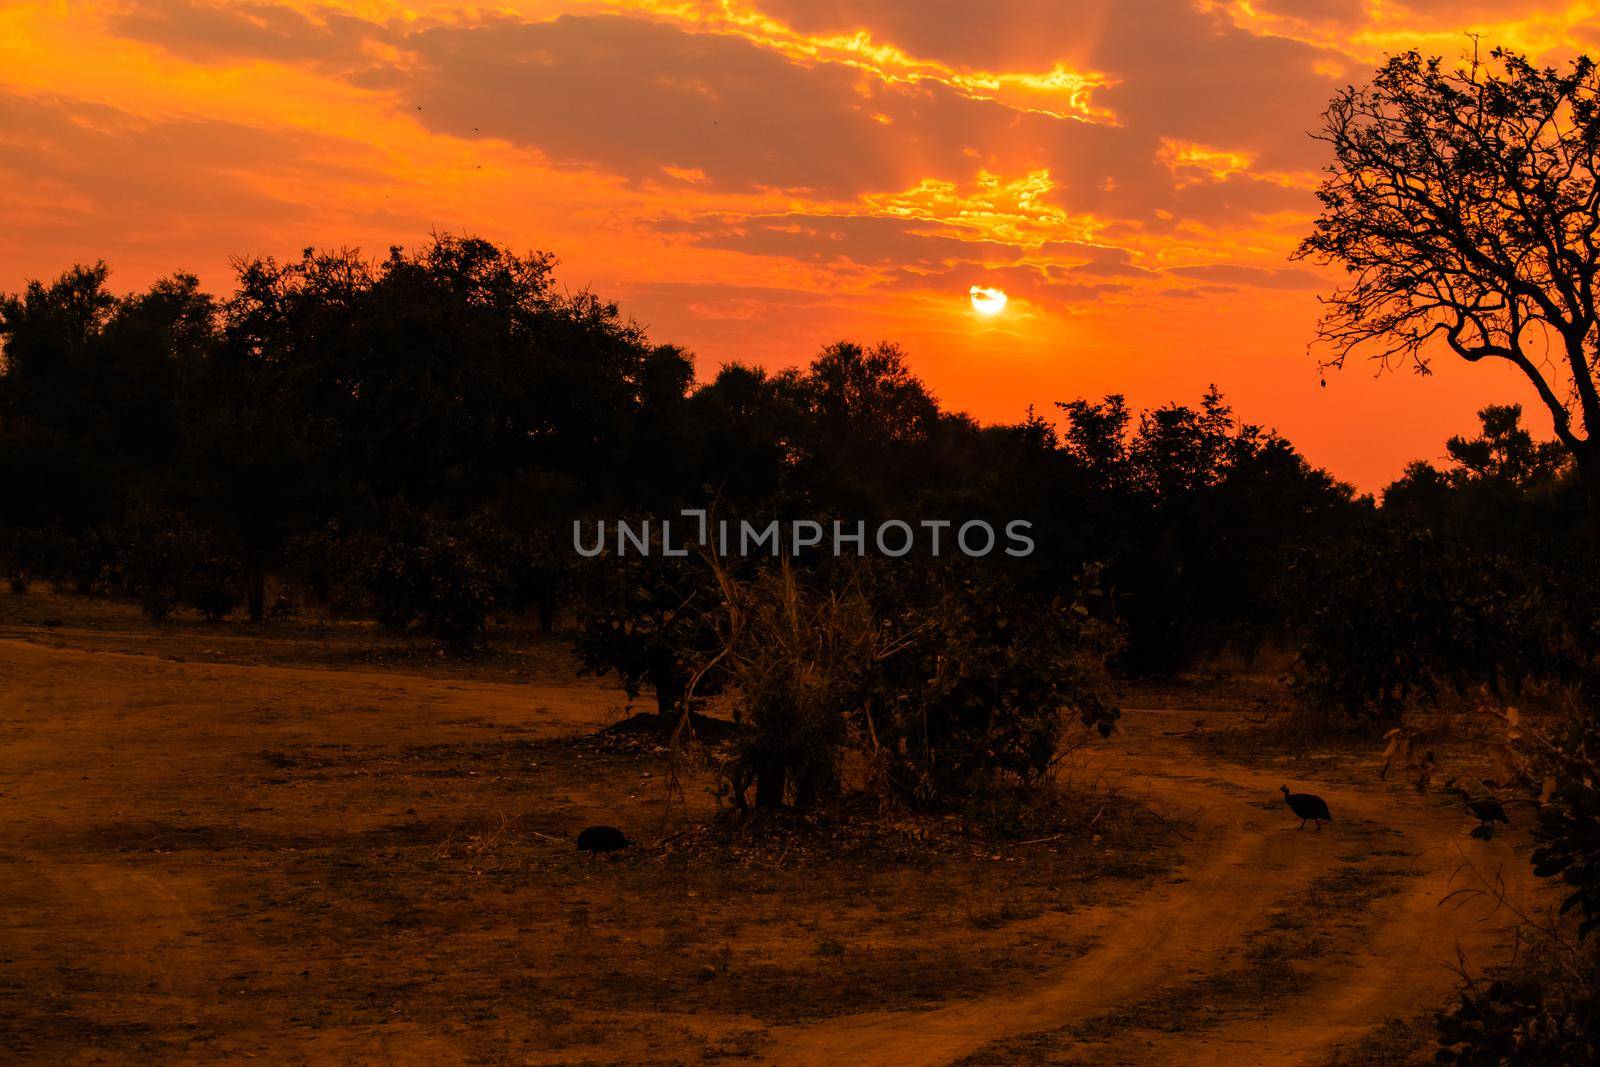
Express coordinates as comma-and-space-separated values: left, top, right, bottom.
1287, 405, 1598, 727
11, 238, 1600, 839
1431, 704, 1600, 1063
596, 552, 1124, 814
1, 238, 1354, 675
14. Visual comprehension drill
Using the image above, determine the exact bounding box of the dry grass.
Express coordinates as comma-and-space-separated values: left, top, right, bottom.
0, 588, 1549, 1064
0, 589, 1179, 1061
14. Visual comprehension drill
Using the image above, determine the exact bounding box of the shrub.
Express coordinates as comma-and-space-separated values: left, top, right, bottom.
721, 564, 876, 809
1532, 710, 1600, 940
188, 586, 236, 621
120, 509, 198, 620
711, 559, 1121, 812
356, 511, 507, 645
1289, 530, 1574, 726
871, 569, 1121, 806
184, 554, 240, 620
571, 539, 727, 720
499, 523, 572, 632
1434, 704, 1600, 1063
1435, 975, 1600, 1065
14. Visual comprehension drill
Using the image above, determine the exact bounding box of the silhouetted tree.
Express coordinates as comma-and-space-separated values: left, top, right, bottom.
1300, 47, 1600, 513
0, 241, 1367, 677
1057, 387, 1356, 672
791, 341, 941, 512
0, 266, 197, 534
687, 363, 804, 504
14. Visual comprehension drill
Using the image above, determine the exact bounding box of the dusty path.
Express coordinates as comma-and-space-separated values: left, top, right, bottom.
764, 711, 1538, 1066
0, 631, 1546, 1064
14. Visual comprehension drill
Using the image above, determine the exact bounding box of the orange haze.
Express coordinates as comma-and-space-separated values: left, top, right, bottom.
5, 1, 1599, 490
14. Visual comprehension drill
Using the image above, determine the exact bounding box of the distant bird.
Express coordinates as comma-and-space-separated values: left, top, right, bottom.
576, 825, 632, 856
1446, 781, 1510, 834
1280, 784, 1333, 831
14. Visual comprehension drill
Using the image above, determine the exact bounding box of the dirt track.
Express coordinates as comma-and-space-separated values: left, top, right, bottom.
768, 724, 1534, 1065
0, 627, 1545, 1065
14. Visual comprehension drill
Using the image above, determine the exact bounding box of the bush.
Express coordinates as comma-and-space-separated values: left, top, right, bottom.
357, 514, 507, 645
722, 564, 876, 809
1289, 530, 1574, 726
185, 557, 240, 621
709, 559, 1122, 813
186, 578, 236, 621
499, 523, 572, 632
1532, 711, 1600, 940
1435, 975, 1600, 1064
120, 509, 199, 620
1434, 704, 1600, 1063
571, 541, 727, 720
871, 569, 1121, 806
3, 525, 70, 594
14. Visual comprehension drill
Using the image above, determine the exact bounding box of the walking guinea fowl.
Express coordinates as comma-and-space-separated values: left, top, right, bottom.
1280, 784, 1333, 831
1445, 781, 1510, 836
576, 825, 632, 856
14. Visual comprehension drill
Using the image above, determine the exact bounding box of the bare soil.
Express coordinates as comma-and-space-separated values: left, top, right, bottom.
0, 592, 1550, 1064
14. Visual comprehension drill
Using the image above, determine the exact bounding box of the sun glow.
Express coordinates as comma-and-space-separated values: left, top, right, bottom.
969, 285, 1008, 316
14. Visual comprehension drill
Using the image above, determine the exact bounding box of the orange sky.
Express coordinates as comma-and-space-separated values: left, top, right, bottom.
4, 1, 1599, 489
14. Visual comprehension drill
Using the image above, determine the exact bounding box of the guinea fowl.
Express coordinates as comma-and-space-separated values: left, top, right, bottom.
1446, 782, 1510, 834
1280, 784, 1333, 831
576, 825, 632, 856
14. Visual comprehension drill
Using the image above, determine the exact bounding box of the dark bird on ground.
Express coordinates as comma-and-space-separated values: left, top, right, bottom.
1446, 782, 1510, 834
1280, 785, 1333, 831
576, 825, 632, 855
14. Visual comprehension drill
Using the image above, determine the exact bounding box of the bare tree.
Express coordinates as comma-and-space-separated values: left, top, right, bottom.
1298, 45, 1600, 511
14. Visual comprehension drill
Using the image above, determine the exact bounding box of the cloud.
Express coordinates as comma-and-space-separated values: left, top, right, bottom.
0, 86, 403, 280
109, 0, 391, 68
659, 212, 1014, 266
1163, 263, 1323, 289
96, 2, 1336, 229
875, 259, 1134, 306
399, 14, 989, 197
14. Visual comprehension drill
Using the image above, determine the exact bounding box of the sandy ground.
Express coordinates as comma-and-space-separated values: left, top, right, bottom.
0, 600, 1550, 1065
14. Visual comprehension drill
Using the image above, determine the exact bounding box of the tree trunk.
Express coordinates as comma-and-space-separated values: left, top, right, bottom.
794, 770, 822, 810
754, 757, 786, 809
1576, 441, 1600, 523
650, 664, 678, 719
244, 558, 265, 623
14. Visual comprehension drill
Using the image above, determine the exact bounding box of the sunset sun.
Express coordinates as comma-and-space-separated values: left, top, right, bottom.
969, 285, 1008, 316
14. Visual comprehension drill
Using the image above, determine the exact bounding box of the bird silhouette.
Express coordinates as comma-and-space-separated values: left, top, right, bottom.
576, 825, 632, 856
1280, 784, 1333, 831
1446, 781, 1509, 835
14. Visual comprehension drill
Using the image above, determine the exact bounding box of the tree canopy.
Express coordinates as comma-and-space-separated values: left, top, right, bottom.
1300, 46, 1600, 508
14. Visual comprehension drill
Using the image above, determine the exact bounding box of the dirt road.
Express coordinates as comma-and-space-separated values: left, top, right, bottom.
766, 718, 1535, 1065
0, 629, 1544, 1064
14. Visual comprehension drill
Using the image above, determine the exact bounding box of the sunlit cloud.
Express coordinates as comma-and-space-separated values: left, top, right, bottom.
1156, 138, 1257, 185
603, 0, 1121, 124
